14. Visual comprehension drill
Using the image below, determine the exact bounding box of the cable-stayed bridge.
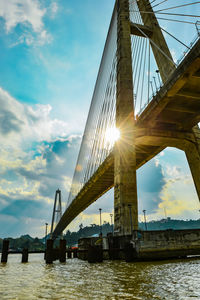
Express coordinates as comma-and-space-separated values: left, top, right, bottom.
52, 0, 200, 238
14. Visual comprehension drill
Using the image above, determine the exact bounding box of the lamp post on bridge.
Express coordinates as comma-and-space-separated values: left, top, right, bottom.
45, 223, 48, 246
143, 210, 148, 231
99, 208, 102, 236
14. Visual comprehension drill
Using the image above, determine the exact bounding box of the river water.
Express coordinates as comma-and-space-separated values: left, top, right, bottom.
0, 254, 200, 300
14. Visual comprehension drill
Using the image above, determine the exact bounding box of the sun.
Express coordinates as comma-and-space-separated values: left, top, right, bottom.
105, 127, 120, 146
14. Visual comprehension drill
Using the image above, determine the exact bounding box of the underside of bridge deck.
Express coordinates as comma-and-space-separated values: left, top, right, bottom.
137, 39, 200, 131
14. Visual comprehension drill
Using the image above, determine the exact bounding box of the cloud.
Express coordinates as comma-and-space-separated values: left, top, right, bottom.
0, 214, 48, 237
0, 0, 45, 33
0, 86, 83, 237
158, 180, 199, 218
0, 87, 72, 147
154, 158, 199, 219
0, 0, 52, 46
1, 199, 48, 218
0, 135, 81, 206
0, 133, 81, 237
49, 2, 58, 18
137, 159, 165, 214
0, 109, 24, 135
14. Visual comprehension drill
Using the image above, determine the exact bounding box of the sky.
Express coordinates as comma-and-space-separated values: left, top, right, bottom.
0, 0, 199, 238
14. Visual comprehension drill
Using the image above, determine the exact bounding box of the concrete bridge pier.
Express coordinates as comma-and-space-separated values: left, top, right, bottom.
185, 128, 200, 202
114, 0, 138, 236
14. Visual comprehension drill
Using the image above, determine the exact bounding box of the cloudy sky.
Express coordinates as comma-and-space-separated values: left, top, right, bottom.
0, 0, 199, 238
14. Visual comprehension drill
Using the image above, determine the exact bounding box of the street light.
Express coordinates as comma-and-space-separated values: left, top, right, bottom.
143, 210, 148, 231
45, 223, 48, 246
110, 213, 114, 234
99, 208, 102, 236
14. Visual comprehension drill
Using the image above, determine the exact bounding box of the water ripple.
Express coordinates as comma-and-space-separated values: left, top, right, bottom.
0, 255, 200, 299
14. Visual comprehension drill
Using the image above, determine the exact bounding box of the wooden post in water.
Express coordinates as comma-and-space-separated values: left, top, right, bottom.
46, 239, 54, 264
59, 239, 66, 263
1, 239, 9, 263
21, 248, 29, 263
67, 250, 72, 259
73, 249, 78, 258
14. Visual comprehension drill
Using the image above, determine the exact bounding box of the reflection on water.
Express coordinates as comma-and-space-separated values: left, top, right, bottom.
0, 254, 200, 299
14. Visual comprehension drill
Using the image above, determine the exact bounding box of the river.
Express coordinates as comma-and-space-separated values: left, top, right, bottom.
0, 254, 200, 299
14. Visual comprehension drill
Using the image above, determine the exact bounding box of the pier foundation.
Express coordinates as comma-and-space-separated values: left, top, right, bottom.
78, 229, 200, 261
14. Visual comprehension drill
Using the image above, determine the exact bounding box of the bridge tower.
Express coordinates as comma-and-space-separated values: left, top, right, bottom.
114, 0, 138, 235
50, 189, 63, 237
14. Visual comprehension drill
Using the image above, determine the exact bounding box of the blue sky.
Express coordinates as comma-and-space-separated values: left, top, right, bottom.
0, 0, 199, 238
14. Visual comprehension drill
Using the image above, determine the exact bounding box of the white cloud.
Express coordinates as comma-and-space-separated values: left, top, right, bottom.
0, 0, 52, 46
0, 87, 70, 147
0, 0, 45, 32
0, 86, 83, 237
50, 2, 58, 18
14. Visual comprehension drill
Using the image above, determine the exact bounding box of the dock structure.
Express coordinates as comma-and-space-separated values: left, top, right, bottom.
78, 229, 200, 262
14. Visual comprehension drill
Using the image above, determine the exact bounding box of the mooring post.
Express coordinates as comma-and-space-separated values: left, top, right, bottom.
45, 239, 54, 264
73, 249, 78, 258
59, 239, 66, 263
67, 249, 72, 259
1, 239, 9, 263
21, 248, 28, 263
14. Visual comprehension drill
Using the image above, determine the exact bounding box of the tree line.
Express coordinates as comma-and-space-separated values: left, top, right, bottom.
1, 218, 200, 251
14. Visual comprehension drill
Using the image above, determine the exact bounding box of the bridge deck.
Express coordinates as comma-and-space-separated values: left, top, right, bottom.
53, 38, 200, 237
137, 39, 200, 131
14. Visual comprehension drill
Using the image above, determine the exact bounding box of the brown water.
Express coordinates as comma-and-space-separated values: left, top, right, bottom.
0, 254, 200, 299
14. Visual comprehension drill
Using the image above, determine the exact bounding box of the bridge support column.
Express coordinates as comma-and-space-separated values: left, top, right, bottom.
185, 135, 200, 202
114, 0, 138, 236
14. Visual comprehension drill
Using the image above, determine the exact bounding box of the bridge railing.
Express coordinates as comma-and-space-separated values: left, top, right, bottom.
137, 31, 200, 117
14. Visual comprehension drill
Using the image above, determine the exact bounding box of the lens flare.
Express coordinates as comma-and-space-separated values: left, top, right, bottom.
105, 127, 120, 146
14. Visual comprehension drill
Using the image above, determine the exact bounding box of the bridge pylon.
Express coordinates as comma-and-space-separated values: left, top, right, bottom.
114, 0, 138, 235
114, 0, 200, 236
50, 189, 63, 238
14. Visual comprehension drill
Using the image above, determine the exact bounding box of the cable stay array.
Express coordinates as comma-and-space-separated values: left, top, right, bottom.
130, 0, 200, 114
66, 11, 117, 208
